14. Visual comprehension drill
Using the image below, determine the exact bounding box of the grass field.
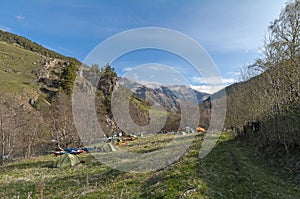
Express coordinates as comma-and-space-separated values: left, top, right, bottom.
0, 41, 47, 109
0, 132, 299, 198
0, 42, 45, 95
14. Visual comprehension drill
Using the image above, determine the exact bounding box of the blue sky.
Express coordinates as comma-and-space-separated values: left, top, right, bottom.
0, 0, 286, 93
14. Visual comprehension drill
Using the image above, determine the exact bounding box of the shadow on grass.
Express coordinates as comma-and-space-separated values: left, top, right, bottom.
197, 138, 300, 198
140, 134, 300, 198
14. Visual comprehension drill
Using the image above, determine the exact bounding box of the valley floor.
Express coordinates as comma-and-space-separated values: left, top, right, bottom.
0, 133, 299, 198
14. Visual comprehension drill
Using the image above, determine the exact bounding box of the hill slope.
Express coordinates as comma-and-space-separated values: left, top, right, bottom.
0, 32, 81, 164
0, 30, 80, 64
0, 31, 79, 105
199, 56, 300, 175
0, 41, 42, 100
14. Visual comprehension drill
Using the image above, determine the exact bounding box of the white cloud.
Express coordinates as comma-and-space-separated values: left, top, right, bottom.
191, 85, 224, 94
221, 78, 235, 85
15, 15, 25, 21
190, 75, 236, 93
123, 67, 133, 72
191, 76, 235, 86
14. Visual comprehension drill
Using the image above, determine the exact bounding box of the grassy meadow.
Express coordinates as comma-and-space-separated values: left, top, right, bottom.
0, 132, 299, 198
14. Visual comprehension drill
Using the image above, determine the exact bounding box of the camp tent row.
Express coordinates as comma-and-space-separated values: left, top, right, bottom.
55, 143, 117, 168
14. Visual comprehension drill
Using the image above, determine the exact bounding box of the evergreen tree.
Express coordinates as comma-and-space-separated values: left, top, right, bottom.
60, 62, 77, 96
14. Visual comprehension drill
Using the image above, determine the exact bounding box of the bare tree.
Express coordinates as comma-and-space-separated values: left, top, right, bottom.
223, 0, 300, 154
14, 107, 46, 159
46, 93, 79, 148
0, 103, 11, 165
236, 66, 261, 82
250, 0, 300, 71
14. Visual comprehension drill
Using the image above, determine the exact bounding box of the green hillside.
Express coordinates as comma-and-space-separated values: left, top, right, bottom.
0, 132, 298, 198
0, 30, 80, 65
0, 41, 43, 95
0, 31, 80, 102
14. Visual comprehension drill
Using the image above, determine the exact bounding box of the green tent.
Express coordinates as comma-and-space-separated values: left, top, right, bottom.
55, 154, 80, 168
96, 143, 117, 152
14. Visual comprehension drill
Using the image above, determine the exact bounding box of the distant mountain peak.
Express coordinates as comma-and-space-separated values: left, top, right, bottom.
118, 77, 210, 112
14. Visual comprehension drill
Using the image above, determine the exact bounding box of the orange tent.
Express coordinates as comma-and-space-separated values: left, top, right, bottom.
196, 127, 206, 133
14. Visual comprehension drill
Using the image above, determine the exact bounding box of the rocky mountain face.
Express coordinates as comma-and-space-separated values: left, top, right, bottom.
77, 67, 162, 137
118, 77, 209, 112
36, 58, 71, 98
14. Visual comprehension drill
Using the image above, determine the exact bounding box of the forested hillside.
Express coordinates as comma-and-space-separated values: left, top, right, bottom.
206, 1, 300, 167
0, 31, 81, 165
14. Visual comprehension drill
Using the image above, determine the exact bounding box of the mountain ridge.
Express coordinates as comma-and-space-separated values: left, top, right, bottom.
118, 76, 210, 112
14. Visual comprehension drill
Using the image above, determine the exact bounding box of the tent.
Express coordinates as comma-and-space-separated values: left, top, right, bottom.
55, 154, 80, 168
95, 143, 118, 152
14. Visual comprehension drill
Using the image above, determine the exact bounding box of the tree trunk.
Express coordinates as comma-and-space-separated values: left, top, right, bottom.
1, 118, 4, 166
